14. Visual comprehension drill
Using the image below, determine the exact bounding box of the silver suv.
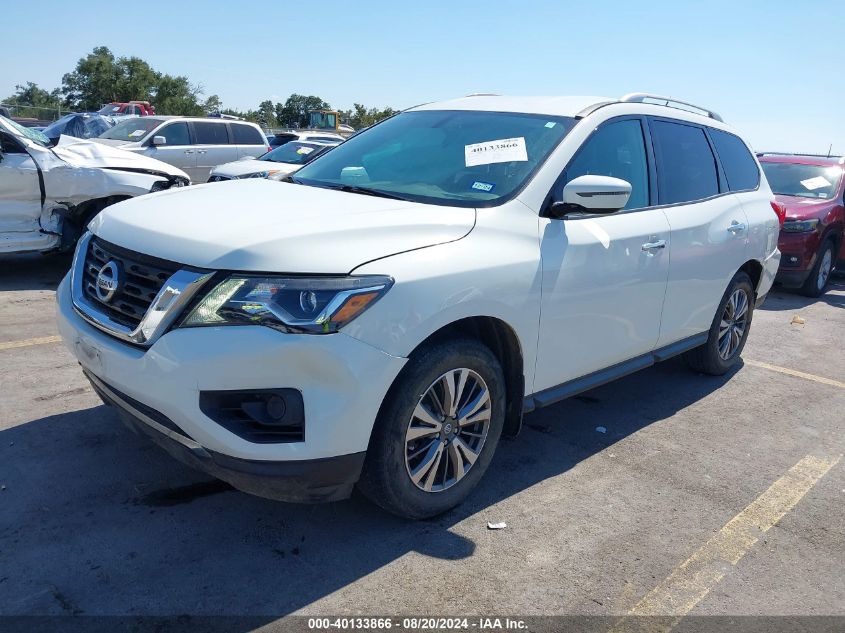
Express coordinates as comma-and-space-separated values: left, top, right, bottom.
94, 117, 268, 182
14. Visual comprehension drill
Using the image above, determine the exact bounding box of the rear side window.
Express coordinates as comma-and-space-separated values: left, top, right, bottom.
562, 119, 650, 210
157, 122, 190, 146
193, 122, 229, 145
709, 129, 760, 191
231, 123, 264, 145
651, 120, 719, 204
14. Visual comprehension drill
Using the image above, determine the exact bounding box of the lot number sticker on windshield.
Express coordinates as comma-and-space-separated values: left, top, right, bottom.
465, 137, 527, 167
296, 147, 314, 155
800, 176, 831, 191
129, 130, 146, 138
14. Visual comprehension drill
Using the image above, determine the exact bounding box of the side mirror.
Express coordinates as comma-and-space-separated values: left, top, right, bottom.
548, 175, 632, 218
152, 135, 166, 146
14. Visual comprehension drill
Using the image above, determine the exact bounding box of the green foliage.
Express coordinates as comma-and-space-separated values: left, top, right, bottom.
341, 103, 398, 130
276, 94, 332, 128
1, 82, 64, 119
2, 46, 398, 128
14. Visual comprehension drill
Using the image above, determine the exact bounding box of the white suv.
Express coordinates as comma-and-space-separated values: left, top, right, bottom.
56, 93, 780, 519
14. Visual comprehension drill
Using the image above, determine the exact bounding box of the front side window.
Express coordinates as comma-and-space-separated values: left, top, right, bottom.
760, 162, 843, 200
561, 119, 649, 210
193, 122, 229, 145
709, 129, 759, 191
651, 120, 719, 205
100, 117, 163, 141
157, 122, 190, 146
294, 110, 577, 207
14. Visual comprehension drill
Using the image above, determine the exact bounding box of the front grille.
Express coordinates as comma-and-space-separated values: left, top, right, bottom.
82, 237, 180, 329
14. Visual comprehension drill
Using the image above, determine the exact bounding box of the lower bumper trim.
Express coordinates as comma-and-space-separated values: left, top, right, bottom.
83, 369, 365, 503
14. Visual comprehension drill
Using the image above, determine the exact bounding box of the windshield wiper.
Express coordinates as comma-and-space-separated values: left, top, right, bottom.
332, 184, 411, 201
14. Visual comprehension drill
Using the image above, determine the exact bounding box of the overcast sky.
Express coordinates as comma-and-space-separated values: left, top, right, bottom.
3, 0, 842, 154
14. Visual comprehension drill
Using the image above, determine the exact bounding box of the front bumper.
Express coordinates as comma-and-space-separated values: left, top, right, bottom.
775, 231, 821, 287
56, 273, 406, 477
86, 370, 364, 502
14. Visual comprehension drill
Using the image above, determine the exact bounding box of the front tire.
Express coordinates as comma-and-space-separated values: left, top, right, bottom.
800, 239, 835, 298
358, 338, 506, 519
684, 271, 754, 376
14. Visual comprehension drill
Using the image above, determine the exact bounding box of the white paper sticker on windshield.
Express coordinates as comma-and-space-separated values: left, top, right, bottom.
296, 147, 314, 155
800, 176, 831, 191
465, 137, 527, 167
129, 129, 145, 138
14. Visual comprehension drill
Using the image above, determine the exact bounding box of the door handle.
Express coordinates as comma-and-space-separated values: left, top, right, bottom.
196, 150, 207, 154
642, 239, 666, 252
184, 150, 194, 154
727, 221, 747, 234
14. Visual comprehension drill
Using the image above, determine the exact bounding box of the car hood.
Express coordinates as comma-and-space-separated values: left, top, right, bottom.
210, 158, 302, 179
90, 179, 476, 273
90, 137, 135, 148
774, 194, 838, 220
50, 135, 187, 180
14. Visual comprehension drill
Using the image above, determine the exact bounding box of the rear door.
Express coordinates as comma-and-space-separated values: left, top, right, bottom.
230, 123, 268, 159
192, 121, 237, 182
145, 121, 196, 179
650, 118, 749, 347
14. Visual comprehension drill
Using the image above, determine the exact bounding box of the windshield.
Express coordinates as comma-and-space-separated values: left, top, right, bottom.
261, 141, 330, 164
99, 117, 163, 141
1, 115, 50, 147
761, 162, 844, 200
97, 104, 123, 115
294, 110, 577, 207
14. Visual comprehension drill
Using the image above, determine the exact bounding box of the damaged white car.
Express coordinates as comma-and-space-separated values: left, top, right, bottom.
0, 116, 189, 254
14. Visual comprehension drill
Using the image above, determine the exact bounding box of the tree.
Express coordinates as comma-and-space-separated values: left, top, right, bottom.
341, 103, 398, 130
202, 94, 222, 115
60, 46, 205, 115
276, 94, 331, 128
1, 82, 64, 119
153, 74, 204, 116
257, 99, 277, 128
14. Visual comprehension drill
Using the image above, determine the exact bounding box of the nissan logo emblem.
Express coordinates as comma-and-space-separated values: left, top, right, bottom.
95, 260, 121, 303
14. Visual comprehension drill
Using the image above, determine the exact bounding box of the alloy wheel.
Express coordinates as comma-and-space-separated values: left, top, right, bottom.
717, 288, 749, 360
404, 368, 492, 493
817, 248, 832, 291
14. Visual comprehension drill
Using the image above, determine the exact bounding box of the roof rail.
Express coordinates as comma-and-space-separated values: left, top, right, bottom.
464, 93, 501, 97
620, 93, 724, 122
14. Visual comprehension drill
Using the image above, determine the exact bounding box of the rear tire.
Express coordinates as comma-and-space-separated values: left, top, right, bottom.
684, 271, 754, 376
358, 338, 505, 519
800, 239, 835, 298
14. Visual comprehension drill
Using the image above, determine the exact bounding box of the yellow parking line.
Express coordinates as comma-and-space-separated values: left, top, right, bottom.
0, 335, 62, 351
611, 454, 841, 632
745, 359, 845, 390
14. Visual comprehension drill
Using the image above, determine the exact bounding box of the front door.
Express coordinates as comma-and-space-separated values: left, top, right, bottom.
534, 118, 671, 392
0, 134, 50, 252
144, 121, 196, 181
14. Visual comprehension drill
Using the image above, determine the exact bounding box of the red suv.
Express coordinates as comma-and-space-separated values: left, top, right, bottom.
759, 153, 845, 296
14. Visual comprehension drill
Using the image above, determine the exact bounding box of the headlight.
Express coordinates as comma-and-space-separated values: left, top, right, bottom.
180, 275, 393, 334
234, 170, 281, 180
781, 219, 820, 233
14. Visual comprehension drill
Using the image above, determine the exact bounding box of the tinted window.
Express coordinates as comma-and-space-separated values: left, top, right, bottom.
270, 133, 297, 147
231, 123, 264, 145
710, 129, 759, 191
760, 162, 843, 200
193, 122, 229, 145
651, 120, 719, 204
562, 119, 649, 210
157, 122, 190, 145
